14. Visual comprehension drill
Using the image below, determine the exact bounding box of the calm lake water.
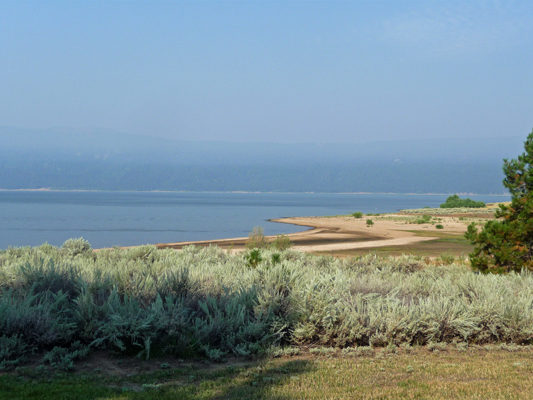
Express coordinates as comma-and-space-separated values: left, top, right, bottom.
0, 191, 511, 249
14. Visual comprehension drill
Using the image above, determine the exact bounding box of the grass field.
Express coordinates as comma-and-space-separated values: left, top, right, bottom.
2, 346, 533, 399
317, 230, 473, 258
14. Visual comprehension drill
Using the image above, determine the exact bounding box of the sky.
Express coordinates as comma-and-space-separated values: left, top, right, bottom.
0, 0, 532, 144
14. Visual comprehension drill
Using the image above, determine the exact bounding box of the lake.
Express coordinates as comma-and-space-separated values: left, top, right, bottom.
0, 191, 511, 249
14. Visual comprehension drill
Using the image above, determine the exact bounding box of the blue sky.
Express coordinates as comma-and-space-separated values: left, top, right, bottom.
0, 0, 532, 143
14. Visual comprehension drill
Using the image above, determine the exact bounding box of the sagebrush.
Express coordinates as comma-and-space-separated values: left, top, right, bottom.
2, 240, 533, 368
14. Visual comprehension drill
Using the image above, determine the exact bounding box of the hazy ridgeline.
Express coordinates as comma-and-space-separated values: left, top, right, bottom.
0, 160, 507, 194
0, 127, 522, 193
2, 240, 533, 368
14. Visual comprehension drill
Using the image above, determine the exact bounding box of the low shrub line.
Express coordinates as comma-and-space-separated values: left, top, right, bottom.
2, 239, 533, 369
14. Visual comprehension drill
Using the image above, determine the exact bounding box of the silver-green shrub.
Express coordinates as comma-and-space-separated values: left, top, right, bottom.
61, 238, 92, 257
2, 242, 533, 366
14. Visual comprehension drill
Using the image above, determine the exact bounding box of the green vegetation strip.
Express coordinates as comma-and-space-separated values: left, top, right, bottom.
398, 207, 497, 215
404, 230, 467, 240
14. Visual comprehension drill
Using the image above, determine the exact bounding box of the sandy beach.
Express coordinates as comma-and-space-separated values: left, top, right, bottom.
152, 213, 474, 256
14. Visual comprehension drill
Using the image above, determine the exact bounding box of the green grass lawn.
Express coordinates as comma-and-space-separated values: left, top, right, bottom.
3, 346, 533, 399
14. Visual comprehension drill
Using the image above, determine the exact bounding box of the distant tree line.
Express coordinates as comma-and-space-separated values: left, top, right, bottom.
439, 194, 486, 208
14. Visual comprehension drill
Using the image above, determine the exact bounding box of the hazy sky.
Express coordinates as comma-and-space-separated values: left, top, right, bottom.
1, 0, 532, 143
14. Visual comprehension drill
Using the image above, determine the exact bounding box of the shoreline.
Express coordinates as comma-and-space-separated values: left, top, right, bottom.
0, 188, 510, 196
150, 213, 474, 257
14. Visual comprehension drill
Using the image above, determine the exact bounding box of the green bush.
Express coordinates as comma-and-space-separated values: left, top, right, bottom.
435, 224, 444, 229
415, 215, 432, 224
157, 267, 197, 299
437, 253, 455, 265
0, 334, 33, 370
271, 253, 281, 265
352, 212, 363, 218
43, 341, 90, 371
245, 249, 262, 269
270, 234, 293, 251
61, 238, 92, 257
366, 219, 374, 226
18, 258, 81, 298
440, 194, 485, 209
246, 226, 268, 250
126, 245, 159, 263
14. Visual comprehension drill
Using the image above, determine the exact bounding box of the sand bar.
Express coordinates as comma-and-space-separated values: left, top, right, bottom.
151, 214, 471, 254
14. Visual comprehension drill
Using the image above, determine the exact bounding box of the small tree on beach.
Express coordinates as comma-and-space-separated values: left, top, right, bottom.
271, 234, 293, 251
466, 128, 533, 273
246, 226, 268, 249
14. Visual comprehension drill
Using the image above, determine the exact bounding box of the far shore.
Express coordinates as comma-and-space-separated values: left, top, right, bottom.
0, 188, 510, 196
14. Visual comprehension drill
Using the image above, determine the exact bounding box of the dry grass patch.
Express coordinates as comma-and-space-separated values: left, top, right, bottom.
316, 236, 473, 258
4, 347, 533, 399
267, 347, 533, 399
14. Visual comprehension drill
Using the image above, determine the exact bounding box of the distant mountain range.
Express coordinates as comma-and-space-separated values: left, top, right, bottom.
0, 126, 523, 193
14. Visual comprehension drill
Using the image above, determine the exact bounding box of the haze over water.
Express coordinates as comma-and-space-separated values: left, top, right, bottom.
0, 191, 511, 249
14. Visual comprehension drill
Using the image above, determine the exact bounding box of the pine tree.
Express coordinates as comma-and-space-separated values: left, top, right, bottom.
466, 128, 533, 273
